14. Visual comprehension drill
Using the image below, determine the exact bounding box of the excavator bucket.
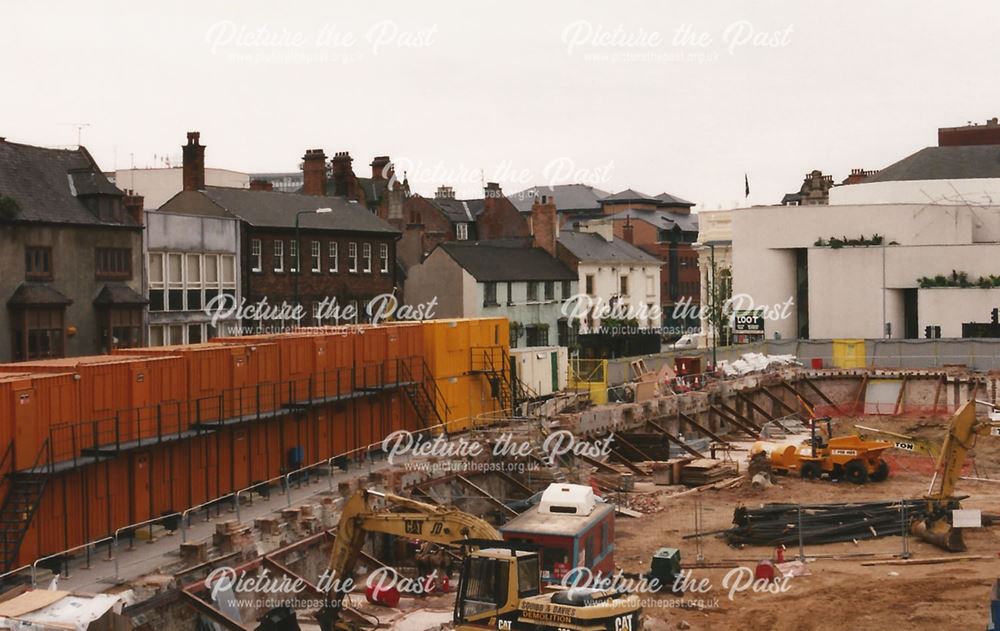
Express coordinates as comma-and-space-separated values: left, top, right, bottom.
911, 516, 966, 552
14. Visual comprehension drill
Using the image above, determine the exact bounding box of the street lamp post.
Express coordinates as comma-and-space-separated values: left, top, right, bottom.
710, 243, 718, 369
294, 207, 332, 326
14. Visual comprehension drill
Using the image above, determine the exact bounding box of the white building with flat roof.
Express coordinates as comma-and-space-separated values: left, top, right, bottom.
111, 167, 249, 209
731, 203, 1000, 340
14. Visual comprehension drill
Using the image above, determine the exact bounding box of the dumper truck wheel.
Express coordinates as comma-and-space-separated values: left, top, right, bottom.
844, 460, 868, 484
800, 461, 822, 480
870, 460, 890, 482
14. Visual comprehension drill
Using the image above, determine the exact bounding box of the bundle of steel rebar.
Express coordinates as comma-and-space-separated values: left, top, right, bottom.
723, 500, 928, 546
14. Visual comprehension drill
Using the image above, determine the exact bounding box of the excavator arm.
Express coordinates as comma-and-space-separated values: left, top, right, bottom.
913, 400, 1000, 551
317, 489, 502, 631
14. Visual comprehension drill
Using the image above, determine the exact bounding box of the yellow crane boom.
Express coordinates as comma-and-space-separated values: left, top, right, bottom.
318, 489, 501, 631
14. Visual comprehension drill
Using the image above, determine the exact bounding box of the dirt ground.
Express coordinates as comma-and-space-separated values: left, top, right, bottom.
614, 414, 1000, 631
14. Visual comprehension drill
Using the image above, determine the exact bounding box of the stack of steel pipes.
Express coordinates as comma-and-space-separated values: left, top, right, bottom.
723, 500, 928, 546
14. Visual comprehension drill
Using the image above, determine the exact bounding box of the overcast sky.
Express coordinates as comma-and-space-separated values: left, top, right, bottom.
4, 1, 1000, 209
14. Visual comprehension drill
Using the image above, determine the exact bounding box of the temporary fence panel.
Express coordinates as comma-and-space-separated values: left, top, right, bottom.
832, 339, 867, 369
864, 379, 903, 415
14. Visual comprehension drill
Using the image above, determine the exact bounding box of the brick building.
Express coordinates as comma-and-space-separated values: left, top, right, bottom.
0, 138, 146, 361
590, 189, 700, 336
406, 196, 577, 348
159, 134, 400, 330
388, 182, 530, 271
252, 151, 408, 218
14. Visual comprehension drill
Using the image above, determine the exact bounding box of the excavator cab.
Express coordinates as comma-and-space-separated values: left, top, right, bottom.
453, 548, 541, 628
452, 542, 642, 630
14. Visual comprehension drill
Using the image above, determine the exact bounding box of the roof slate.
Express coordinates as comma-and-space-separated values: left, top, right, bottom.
198, 186, 399, 234
508, 184, 611, 213
602, 208, 699, 232
0, 140, 135, 227
426, 198, 485, 223
93, 283, 148, 306
438, 239, 577, 282
866, 145, 1000, 182
7, 283, 73, 307
558, 231, 662, 265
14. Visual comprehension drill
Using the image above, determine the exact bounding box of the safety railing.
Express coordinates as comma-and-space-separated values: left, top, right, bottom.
37, 355, 434, 474
0, 413, 497, 588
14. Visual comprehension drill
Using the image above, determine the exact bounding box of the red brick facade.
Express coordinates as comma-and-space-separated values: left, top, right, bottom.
241, 226, 397, 326
609, 217, 700, 328
478, 186, 531, 241
390, 184, 530, 271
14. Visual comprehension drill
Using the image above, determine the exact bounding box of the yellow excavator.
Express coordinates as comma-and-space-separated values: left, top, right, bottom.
912, 400, 1000, 552
316, 489, 643, 631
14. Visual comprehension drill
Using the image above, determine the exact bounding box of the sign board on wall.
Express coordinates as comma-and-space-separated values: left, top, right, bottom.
733, 310, 765, 335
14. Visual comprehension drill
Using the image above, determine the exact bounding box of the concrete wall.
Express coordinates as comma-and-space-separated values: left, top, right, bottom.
144, 211, 242, 343
146, 211, 239, 253
918, 288, 1000, 337
732, 203, 1000, 339
113, 167, 249, 209
403, 247, 471, 318
830, 177, 1000, 208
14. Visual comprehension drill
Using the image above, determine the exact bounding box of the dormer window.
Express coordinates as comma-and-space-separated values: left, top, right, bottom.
82, 194, 124, 222
456, 223, 469, 240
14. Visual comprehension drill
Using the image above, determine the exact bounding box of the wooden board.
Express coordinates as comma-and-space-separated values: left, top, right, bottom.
0, 589, 68, 617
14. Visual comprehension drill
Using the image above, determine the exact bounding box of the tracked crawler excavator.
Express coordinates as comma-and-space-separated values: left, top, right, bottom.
912, 400, 1000, 551
315, 489, 643, 631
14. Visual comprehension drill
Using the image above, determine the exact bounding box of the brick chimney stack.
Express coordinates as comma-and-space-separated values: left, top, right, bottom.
249, 179, 274, 192
302, 149, 327, 196
484, 182, 502, 199
435, 185, 455, 200
331, 151, 357, 198
182, 132, 205, 192
370, 156, 392, 180
530, 194, 559, 258
622, 218, 634, 244
123, 189, 145, 226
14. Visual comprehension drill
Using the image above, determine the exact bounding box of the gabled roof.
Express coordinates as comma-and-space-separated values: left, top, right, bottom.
357, 176, 393, 204
438, 239, 577, 282
0, 140, 136, 227
600, 188, 660, 203
426, 198, 485, 224
508, 184, 611, 213
866, 145, 1000, 182
558, 231, 662, 265
174, 186, 399, 234
603, 208, 699, 233
654, 191, 694, 207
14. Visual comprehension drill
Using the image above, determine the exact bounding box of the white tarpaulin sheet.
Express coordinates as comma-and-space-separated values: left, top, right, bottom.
718, 353, 799, 377
0, 591, 126, 630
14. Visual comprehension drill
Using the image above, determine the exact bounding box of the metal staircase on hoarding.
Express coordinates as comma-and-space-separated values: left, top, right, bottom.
399, 359, 446, 429
474, 347, 513, 411
0, 442, 50, 572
